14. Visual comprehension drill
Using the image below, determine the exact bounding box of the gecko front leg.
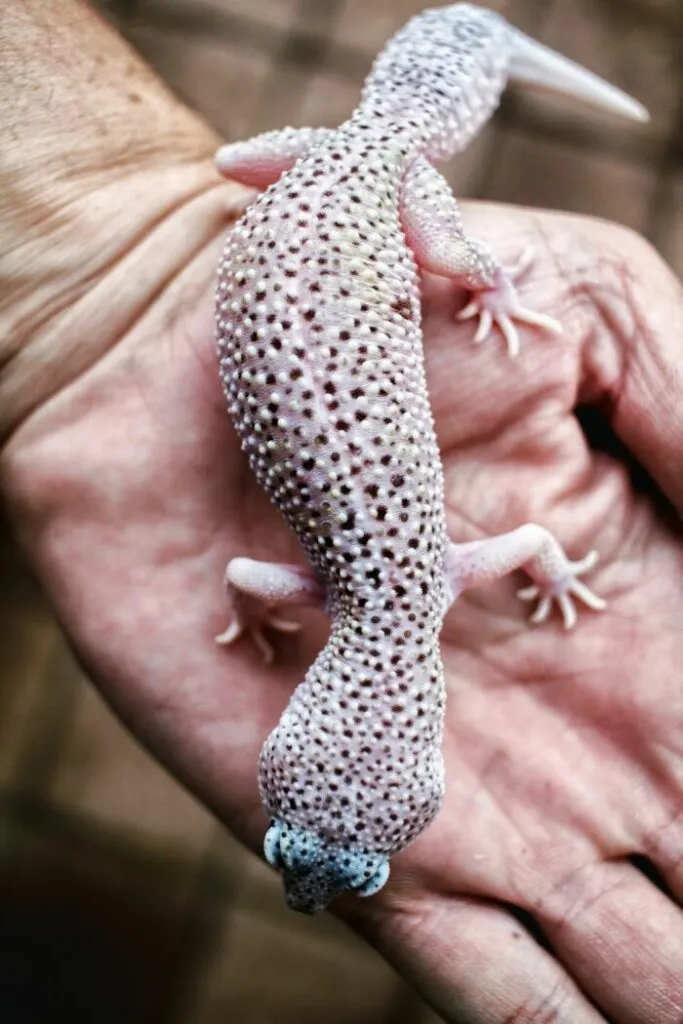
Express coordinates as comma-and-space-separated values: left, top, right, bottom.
447, 524, 606, 629
215, 127, 331, 190
217, 558, 326, 664
400, 155, 562, 357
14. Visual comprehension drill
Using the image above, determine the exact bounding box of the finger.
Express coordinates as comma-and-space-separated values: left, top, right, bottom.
643, 827, 683, 906
576, 221, 683, 510
351, 895, 605, 1023
533, 859, 683, 1022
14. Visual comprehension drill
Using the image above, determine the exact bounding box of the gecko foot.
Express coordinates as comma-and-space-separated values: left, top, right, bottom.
517, 548, 607, 630
447, 525, 606, 630
216, 603, 301, 665
216, 557, 324, 664
457, 248, 562, 357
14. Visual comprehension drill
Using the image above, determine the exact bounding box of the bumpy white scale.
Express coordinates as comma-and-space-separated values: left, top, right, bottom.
214, 4, 647, 913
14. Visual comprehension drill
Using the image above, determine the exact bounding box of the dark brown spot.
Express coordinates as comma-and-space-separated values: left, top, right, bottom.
390, 297, 414, 321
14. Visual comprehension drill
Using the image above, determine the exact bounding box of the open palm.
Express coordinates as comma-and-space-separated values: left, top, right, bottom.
4, 194, 683, 1023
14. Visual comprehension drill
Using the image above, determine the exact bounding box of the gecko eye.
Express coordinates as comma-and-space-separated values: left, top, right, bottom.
264, 822, 392, 913
263, 819, 284, 868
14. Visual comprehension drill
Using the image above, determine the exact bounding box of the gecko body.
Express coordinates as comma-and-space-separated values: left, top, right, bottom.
215, 4, 646, 913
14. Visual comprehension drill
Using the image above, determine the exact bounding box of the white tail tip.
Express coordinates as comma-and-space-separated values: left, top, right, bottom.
509, 30, 649, 123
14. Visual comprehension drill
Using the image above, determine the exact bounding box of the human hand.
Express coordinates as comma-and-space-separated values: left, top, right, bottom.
4, 187, 683, 1021
346, 206, 683, 1023
5, 5, 683, 1019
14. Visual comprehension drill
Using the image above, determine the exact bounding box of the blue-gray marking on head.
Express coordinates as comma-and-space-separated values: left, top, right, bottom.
264, 819, 390, 914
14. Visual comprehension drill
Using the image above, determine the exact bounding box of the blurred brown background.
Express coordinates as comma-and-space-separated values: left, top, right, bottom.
1, 0, 681, 1021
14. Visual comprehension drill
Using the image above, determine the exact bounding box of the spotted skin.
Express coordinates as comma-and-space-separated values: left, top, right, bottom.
213, 4, 642, 913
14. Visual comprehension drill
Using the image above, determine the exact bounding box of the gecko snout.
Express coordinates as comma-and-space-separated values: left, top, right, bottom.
263, 819, 390, 914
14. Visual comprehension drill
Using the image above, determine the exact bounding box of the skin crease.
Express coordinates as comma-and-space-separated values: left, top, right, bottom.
4, 4, 683, 1021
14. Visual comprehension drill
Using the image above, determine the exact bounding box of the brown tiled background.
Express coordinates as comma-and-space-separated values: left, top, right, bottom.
2, 1, 682, 1021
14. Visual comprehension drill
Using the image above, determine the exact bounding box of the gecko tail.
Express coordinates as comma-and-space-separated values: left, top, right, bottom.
508, 30, 649, 123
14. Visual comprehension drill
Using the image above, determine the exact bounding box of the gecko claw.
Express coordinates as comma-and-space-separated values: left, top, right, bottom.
215, 621, 244, 646
458, 249, 562, 357
513, 307, 563, 335
473, 308, 493, 344
517, 549, 606, 630
216, 618, 274, 663
456, 299, 481, 321
216, 609, 301, 663
508, 244, 536, 280
458, 289, 562, 357
267, 615, 303, 633
497, 314, 521, 359
216, 559, 323, 664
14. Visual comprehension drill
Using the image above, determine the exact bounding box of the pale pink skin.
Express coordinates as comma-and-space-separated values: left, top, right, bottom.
214, 4, 605, 913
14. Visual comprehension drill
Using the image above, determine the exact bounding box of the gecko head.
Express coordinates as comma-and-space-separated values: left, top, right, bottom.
263, 819, 390, 915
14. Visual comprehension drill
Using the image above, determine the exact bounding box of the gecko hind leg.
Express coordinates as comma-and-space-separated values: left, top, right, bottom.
400, 155, 561, 357
447, 523, 606, 630
217, 557, 325, 664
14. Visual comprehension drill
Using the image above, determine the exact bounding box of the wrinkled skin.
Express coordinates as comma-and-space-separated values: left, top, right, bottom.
4, 188, 683, 1022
